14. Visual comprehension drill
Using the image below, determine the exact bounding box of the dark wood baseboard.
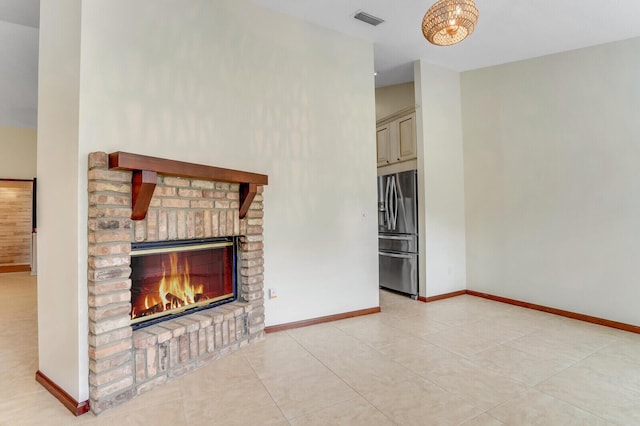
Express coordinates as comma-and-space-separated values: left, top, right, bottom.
35, 371, 90, 416
0, 264, 31, 273
466, 290, 640, 335
418, 290, 467, 303
265, 307, 381, 334
268, 289, 639, 335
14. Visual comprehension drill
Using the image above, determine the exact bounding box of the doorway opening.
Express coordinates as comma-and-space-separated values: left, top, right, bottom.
0, 179, 35, 274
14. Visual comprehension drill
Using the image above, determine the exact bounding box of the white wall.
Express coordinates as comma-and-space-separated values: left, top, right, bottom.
414, 60, 467, 298
38, 0, 378, 401
462, 37, 640, 325
0, 126, 36, 179
37, 0, 85, 401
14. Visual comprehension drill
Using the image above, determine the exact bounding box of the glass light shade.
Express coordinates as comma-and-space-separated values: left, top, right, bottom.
422, 0, 479, 46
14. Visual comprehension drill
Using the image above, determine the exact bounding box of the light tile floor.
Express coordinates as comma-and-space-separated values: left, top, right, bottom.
2, 272, 640, 425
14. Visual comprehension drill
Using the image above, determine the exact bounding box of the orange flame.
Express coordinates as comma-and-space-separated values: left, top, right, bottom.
131, 252, 207, 320
158, 252, 205, 310
144, 294, 160, 310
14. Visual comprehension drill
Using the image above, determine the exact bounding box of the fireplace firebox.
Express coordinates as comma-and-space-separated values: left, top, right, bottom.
130, 237, 237, 328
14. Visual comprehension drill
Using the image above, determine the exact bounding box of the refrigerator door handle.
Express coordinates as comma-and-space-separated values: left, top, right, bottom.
378, 251, 413, 259
387, 176, 393, 231
384, 177, 391, 229
390, 176, 398, 230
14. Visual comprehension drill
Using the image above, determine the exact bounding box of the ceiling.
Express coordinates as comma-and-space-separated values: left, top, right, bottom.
0, 0, 38, 28
253, 0, 640, 87
2, 0, 640, 126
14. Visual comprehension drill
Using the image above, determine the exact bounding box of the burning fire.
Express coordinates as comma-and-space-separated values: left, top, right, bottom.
131, 252, 207, 320
159, 252, 204, 309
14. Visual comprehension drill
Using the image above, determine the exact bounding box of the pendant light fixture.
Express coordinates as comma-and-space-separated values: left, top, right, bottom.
422, 0, 479, 46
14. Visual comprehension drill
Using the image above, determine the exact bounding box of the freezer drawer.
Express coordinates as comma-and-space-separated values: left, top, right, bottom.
379, 251, 418, 296
378, 233, 417, 253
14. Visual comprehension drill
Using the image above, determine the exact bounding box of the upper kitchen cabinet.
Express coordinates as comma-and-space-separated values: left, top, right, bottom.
376, 123, 391, 166
376, 108, 417, 167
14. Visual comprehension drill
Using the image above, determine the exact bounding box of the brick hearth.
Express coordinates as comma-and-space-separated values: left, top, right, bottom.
86, 152, 266, 414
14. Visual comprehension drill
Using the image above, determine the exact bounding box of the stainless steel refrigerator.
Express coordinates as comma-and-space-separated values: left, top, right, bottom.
378, 170, 418, 297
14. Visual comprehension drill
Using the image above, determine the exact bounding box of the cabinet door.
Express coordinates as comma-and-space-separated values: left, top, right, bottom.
397, 113, 417, 161
376, 124, 391, 166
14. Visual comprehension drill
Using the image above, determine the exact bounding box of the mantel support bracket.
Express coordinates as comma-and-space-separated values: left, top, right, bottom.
239, 183, 257, 219
108, 151, 268, 221
131, 170, 157, 220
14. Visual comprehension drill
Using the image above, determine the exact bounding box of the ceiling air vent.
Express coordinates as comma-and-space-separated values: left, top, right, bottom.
353, 11, 384, 26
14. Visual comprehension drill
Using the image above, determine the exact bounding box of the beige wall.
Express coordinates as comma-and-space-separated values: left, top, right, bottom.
375, 82, 415, 121
462, 37, 640, 325
0, 126, 36, 179
38, 0, 378, 401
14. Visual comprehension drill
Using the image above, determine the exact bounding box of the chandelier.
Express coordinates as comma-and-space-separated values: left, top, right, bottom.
422, 0, 479, 46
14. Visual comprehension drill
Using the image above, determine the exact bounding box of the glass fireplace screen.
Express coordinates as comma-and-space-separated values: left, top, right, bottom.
130, 238, 236, 327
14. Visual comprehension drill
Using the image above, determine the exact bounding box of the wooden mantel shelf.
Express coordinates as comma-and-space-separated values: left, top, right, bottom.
108, 151, 268, 220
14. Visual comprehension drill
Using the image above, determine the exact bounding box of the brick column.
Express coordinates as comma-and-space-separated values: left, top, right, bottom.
87, 152, 135, 412
239, 187, 266, 336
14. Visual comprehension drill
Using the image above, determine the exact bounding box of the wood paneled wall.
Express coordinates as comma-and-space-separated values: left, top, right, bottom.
0, 180, 32, 271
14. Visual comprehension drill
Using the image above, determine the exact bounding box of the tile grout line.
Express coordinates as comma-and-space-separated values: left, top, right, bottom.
239, 348, 292, 425
284, 325, 398, 425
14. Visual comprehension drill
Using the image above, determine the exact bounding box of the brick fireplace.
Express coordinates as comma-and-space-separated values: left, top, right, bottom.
86, 152, 267, 414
